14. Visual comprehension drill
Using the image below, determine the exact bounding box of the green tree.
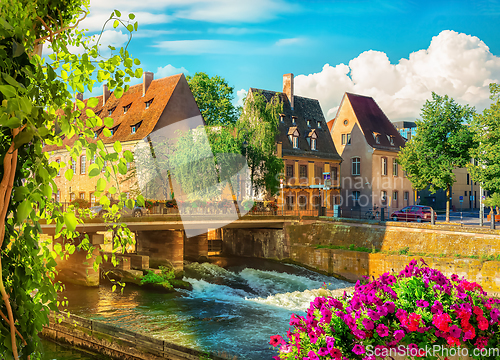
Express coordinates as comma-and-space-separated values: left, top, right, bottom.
238, 90, 283, 199
398, 92, 475, 222
187, 72, 239, 126
0, 1, 142, 358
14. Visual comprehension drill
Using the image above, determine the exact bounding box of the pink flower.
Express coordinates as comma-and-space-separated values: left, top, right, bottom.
362, 318, 374, 330
352, 344, 365, 355
394, 329, 405, 343
376, 324, 390, 337
269, 335, 284, 347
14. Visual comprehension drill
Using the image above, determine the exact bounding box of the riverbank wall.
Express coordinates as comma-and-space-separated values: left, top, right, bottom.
41, 312, 228, 360
223, 218, 500, 294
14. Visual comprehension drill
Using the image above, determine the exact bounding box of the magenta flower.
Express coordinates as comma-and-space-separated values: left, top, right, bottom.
431, 300, 443, 314
352, 344, 365, 355
376, 323, 390, 337
449, 325, 462, 338
308, 350, 319, 360
384, 301, 396, 314
367, 309, 381, 321
394, 329, 405, 343
362, 318, 374, 330
317, 347, 329, 356
416, 300, 429, 308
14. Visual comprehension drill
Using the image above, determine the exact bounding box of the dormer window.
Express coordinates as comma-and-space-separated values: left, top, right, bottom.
373, 132, 381, 144
291, 116, 297, 124
108, 107, 115, 116
308, 129, 318, 151
307, 120, 311, 127
131, 121, 142, 134
317, 121, 321, 128
388, 135, 395, 146
279, 114, 285, 123
145, 99, 153, 109
95, 110, 102, 117
123, 104, 131, 114
288, 127, 300, 149
110, 125, 119, 136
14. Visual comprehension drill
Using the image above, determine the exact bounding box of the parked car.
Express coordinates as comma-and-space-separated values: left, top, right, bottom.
390, 205, 437, 222
90, 201, 149, 218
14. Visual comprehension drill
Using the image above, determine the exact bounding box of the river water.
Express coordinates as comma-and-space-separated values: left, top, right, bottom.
41, 258, 350, 360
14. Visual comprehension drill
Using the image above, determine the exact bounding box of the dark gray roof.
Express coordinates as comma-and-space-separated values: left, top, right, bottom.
248, 88, 342, 162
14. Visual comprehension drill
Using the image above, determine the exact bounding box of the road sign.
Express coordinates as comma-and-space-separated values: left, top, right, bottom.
309, 185, 323, 189
459, 195, 463, 203
325, 180, 332, 187
323, 174, 331, 180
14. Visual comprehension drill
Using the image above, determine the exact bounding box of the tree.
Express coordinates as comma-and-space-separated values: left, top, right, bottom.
1, 1, 142, 358
238, 90, 284, 199
187, 72, 239, 126
398, 92, 475, 222
468, 83, 500, 217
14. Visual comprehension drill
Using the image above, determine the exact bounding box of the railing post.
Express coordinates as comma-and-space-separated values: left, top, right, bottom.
431, 208, 435, 225
491, 211, 496, 230
380, 207, 385, 222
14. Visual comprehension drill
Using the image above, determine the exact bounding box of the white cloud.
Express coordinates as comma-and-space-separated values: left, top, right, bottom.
275, 37, 305, 47
153, 39, 242, 55
235, 88, 247, 107
155, 64, 189, 78
294, 30, 500, 121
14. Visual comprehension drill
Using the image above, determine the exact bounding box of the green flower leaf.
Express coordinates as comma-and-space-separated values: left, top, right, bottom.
87, 97, 99, 108
17, 200, 32, 222
63, 212, 78, 232
113, 141, 122, 153
65, 168, 74, 181
96, 178, 106, 191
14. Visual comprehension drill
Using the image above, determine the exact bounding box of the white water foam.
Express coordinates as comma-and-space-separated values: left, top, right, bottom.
246, 288, 334, 311
182, 278, 252, 303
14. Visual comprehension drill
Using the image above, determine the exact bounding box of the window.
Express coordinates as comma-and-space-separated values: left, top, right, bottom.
389, 136, 394, 146
126, 162, 131, 171
80, 155, 86, 174
352, 191, 360, 206
131, 121, 142, 134
145, 99, 153, 108
381, 157, 387, 176
286, 164, 294, 178
311, 138, 317, 150
123, 104, 131, 113
467, 174, 470, 185
279, 114, 285, 123
292, 136, 298, 148
381, 190, 387, 202
315, 165, 323, 180
102, 160, 107, 172
71, 158, 77, 173
299, 165, 307, 179
110, 125, 119, 136
393, 191, 398, 208
404, 192, 409, 201
351, 157, 360, 176
331, 167, 338, 182
90, 193, 96, 206
90, 155, 96, 165
79, 192, 85, 200
291, 116, 296, 124
393, 158, 398, 176
94, 131, 98, 139
108, 107, 115, 116
341, 133, 351, 145
70, 193, 75, 202
343, 119, 348, 126
56, 190, 60, 203
56, 159, 61, 176
317, 121, 321, 128
375, 134, 380, 144
307, 120, 311, 127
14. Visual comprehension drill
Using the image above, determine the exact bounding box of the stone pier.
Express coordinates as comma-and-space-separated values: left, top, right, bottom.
183, 232, 208, 261
136, 230, 184, 271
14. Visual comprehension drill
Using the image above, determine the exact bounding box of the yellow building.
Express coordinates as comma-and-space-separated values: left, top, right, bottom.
246, 74, 343, 213
43, 72, 203, 205
328, 93, 414, 216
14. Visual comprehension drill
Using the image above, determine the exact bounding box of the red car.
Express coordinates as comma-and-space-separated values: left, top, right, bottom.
390, 205, 437, 222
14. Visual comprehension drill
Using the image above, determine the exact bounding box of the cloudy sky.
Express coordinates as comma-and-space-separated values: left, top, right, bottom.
74, 0, 500, 122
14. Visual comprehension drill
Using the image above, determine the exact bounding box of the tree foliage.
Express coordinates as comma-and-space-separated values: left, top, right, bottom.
398, 92, 475, 221
468, 83, 500, 195
238, 90, 283, 198
187, 72, 239, 126
0, 1, 142, 358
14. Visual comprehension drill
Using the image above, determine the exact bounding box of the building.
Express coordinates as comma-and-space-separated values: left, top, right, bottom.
393, 121, 417, 141
328, 93, 414, 216
246, 74, 343, 213
43, 72, 203, 205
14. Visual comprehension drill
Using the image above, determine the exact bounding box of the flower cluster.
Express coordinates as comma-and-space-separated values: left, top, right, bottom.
271, 259, 500, 360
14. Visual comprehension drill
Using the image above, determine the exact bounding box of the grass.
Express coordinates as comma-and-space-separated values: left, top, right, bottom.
315, 243, 376, 253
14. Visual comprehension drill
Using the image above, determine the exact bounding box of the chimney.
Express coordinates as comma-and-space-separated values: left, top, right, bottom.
283, 73, 294, 110
103, 83, 110, 105
74, 92, 84, 110
143, 72, 154, 96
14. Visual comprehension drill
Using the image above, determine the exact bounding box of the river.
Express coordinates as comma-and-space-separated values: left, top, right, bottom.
41, 258, 351, 360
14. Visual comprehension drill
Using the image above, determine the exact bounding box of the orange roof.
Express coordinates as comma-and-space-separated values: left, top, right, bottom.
327, 119, 335, 132
44, 74, 184, 152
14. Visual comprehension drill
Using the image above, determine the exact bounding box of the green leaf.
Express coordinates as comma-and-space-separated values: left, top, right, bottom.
113, 20, 119, 28
65, 169, 74, 181
126, 24, 133, 32
137, 195, 145, 206
128, 13, 135, 20
108, 186, 116, 195
114, 9, 121, 17
88, 164, 100, 177
0, 85, 16, 98
135, 68, 143, 78
112, 285, 117, 292
113, 141, 122, 153
126, 199, 134, 209
104, 117, 113, 128
100, 196, 110, 206
114, 87, 124, 99
103, 128, 112, 137
96, 178, 106, 191
123, 150, 134, 162
86, 109, 95, 117
87, 97, 99, 108
134, 58, 141, 66
118, 161, 128, 175
76, 99, 85, 110
64, 212, 78, 232
17, 200, 32, 222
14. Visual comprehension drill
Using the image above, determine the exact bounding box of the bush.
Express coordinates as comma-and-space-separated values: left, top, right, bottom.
140, 266, 175, 289
271, 259, 500, 360
71, 198, 90, 209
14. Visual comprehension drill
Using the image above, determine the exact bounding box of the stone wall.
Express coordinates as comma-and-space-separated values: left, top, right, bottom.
222, 228, 288, 259
136, 230, 184, 271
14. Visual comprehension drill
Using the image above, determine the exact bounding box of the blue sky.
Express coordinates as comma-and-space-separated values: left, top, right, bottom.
76, 0, 500, 121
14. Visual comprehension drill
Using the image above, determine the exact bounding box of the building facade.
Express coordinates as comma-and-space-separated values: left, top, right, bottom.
246, 74, 343, 213
328, 93, 414, 216
44, 72, 203, 205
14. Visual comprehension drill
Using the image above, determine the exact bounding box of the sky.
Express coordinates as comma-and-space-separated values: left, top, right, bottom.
73, 0, 500, 122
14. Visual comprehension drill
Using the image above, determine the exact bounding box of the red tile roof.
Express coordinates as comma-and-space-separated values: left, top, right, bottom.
44, 74, 184, 152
